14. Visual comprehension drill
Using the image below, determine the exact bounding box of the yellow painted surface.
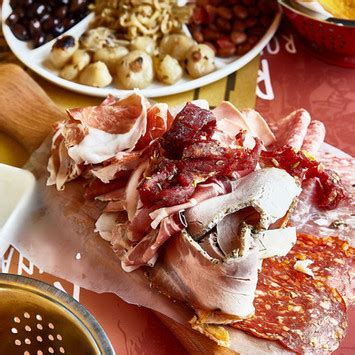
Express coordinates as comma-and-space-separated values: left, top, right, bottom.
229, 56, 260, 109
0, 133, 28, 167
198, 76, 228, 106
156, 90, 195, 107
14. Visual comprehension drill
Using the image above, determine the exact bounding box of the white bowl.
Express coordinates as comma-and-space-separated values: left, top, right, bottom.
0, 164, 35, 256
1, 1, 281, 98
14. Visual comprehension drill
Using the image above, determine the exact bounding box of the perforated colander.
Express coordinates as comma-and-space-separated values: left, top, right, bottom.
0, 273, 114, 355
279, 0, 355, 68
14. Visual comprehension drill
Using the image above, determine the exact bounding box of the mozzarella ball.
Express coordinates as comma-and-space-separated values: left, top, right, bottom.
159, 34, 196, 61
79, 61, 112, 88
185, 44, 216, 78
72, 49, 91, 71
154, 54, 183, 85
116, 50, 153, 89
93, 46, 129, 73
50, 35, 78, 69
130, 36, 156, 55
59, 64, 79, 81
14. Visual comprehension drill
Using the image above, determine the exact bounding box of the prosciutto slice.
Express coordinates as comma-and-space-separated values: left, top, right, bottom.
212, 102, 276, 148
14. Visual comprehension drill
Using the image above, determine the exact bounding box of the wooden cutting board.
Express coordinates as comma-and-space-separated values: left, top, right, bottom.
0, 63, 233, 354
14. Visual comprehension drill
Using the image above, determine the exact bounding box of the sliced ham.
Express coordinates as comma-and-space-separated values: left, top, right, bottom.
122, 213, 185, 268
240, 109, 276, 147
212, 102, 275, 147
67, 92, 148, 164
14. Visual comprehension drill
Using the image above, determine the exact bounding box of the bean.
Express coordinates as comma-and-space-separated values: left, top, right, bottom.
233, 20, 246, 32
233, 5, 248, 20
216, 17, 232, 32
193, 30, 204, 43
231, 31, 247, 45
217, 45, 236, 57
245, 17, 258, 28
248, 35, 259, 45
217, 6, 232, 20
203, 27, 220, 41
236, 42, 252, 55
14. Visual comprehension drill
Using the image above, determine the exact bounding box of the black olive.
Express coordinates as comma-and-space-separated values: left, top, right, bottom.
13, 6, 26, 19
63, 17, 76, 30
33, 32, 46, 48
28, 3, 46, 19
42, 17, 55, 32
55, 6, 68, 19
6, 12, 19, 26
23, 0, 33, 7
70, 0, 87, 13
29, 18, 41, 37
52, 24, 65, 36
11, 23, 30, 41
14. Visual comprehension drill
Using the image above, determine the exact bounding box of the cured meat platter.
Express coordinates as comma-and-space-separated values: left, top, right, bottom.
1, 0, 281, 97
0, 64, 353, 354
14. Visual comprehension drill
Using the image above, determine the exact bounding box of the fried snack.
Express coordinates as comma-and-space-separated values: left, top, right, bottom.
93, 0, 193, 41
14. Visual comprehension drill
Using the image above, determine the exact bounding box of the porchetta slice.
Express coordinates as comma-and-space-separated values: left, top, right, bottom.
148, 168, 301, 323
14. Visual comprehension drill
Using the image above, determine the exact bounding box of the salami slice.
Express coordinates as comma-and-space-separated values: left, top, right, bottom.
274, 109, 311, 150
232, 234, 350, 353
292, 152, 354, 242
289, 234, 354, 304
301, 120, 326, 155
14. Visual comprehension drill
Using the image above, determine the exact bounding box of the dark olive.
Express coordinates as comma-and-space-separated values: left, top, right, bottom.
29, 18, 41, 37
11, 23, 30, 41
42, 17, 55, 32
59, 0, 70, 5
70, 0, 87, 13
33, 32, 46, 48
63, 17, 76, 30
55, 6, 68, 19
13, 6, 26, 19
28, 3, 46, 19
52, 24, 65, 36
23, 0, 34, 6
6, 12, 19, 26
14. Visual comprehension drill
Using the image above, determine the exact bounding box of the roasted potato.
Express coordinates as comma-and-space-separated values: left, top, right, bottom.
49, 35, 78, 69
185, 44, 216, 78
154, 54, 183, 85
116, 50, 153, 89
93, 46, 129, 73
159, 34, 196, 61
79, 61, 112, 88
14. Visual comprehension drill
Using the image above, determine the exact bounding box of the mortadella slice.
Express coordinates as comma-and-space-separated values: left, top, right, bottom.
148, 229, 259, 319
185, 168, 301, 239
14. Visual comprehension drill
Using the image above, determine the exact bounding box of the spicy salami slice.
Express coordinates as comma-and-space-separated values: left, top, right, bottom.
289, 234, 354, 304
292, 152, 354, 241
232, 234, 349, 353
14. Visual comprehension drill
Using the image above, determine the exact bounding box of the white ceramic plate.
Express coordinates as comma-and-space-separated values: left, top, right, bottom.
2, 2, 281, 98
